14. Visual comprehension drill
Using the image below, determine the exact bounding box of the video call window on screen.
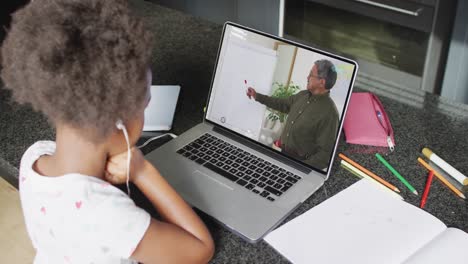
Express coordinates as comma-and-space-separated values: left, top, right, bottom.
206, 25, 356, 172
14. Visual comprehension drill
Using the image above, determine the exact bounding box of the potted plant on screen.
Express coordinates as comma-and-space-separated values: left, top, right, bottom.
265, 82, 300, 129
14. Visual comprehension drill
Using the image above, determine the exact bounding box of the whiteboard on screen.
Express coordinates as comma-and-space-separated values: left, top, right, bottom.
209, 38, 277, 140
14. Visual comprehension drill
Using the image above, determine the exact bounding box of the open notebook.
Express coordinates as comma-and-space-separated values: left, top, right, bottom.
264, 179, 468, 264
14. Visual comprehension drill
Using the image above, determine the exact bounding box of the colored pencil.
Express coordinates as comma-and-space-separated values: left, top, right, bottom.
417, 157, 466, 199
375, 153, 418, 195
341, 160, 403, 200
420, 170, 434, 208
338, 153, 400, 193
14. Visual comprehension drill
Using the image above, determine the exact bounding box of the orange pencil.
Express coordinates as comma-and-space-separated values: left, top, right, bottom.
417, 157, 466, 199
338, 153, 400, 193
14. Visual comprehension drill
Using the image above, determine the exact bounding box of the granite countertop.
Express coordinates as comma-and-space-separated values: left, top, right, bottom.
1, 0, 467, 263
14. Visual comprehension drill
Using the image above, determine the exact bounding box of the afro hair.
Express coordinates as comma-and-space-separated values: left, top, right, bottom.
1, 0, 153, 140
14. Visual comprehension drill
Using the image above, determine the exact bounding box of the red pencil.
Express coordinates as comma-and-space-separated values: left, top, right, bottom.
420, 170, 434, 208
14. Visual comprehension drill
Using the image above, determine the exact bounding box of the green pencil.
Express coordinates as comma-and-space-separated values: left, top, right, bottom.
375, 153, 418, 195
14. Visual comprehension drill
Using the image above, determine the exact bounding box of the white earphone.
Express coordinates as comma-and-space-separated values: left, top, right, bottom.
116, 119, 131, 197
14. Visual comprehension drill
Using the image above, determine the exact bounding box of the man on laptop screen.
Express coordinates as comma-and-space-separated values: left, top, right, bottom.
246, 59, 338, 169
206, 25, 355, 172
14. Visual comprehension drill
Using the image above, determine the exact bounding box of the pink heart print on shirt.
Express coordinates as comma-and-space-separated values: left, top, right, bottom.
75, 201, 82, 209
21, 176, 26, 183
40, 206, 46, 215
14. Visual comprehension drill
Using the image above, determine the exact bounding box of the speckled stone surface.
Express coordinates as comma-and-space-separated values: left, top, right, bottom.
0, 1, 467, 263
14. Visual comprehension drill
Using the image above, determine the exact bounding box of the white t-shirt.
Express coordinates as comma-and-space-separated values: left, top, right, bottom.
19, 141, 151, 264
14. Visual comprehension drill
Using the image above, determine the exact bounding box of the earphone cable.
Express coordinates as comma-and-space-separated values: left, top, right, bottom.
121, 127, 132, 197
137, 133, 177, 149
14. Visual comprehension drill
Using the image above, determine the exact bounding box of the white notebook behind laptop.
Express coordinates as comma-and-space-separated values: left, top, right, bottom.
143, 85, 180, 131
264, 179, 468, 264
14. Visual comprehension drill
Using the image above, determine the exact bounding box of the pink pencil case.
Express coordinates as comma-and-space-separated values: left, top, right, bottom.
343, 92, 395, 151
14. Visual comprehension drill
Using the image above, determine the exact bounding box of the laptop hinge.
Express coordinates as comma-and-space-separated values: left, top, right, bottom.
213, 126, 312, 174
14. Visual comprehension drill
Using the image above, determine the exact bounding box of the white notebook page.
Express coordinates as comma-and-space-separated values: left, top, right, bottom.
403, 228, 468, 264
264, 180, 447, 264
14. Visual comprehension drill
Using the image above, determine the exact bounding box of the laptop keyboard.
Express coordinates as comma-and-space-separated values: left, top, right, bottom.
176, 133, 302, 202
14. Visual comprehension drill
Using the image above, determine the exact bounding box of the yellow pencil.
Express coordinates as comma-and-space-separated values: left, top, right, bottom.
417, 157, 466, 199
341, 160, 404, 200
339, 153, 401, 193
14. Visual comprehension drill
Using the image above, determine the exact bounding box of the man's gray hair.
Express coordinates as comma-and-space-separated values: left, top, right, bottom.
314, 59, 337, 90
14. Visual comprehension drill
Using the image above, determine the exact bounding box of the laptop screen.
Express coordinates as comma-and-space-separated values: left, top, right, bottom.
206, 23, 357, 173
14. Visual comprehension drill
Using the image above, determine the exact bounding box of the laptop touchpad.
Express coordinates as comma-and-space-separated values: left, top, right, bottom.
192, 170, 234, 191
175, 170, 235, 217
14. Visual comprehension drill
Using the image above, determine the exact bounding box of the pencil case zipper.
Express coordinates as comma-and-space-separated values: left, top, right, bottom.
371, 94, 395, 152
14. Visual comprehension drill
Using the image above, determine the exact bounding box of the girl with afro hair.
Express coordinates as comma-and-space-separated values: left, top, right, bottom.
1, 0, 214, 263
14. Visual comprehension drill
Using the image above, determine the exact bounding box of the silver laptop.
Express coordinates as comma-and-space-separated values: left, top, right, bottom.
146, 22, 358, 242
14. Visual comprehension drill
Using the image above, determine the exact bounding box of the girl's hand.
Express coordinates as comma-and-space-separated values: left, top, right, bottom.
105, 147, 147, 184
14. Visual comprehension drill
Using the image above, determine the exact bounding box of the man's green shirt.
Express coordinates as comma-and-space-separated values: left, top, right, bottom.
256, 90, 339, 169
